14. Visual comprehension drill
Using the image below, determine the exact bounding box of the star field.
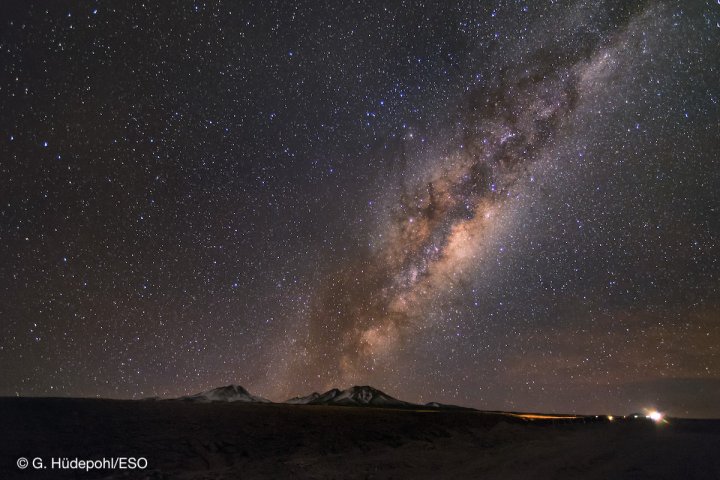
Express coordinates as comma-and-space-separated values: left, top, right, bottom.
1, 0, 719, 417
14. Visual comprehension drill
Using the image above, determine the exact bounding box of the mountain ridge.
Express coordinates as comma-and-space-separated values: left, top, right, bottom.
178, 384, 472, 410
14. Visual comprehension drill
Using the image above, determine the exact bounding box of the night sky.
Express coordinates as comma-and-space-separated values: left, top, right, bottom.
1, 0, 719, 417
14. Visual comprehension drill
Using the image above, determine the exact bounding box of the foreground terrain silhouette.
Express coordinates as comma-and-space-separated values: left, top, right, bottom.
2, 397, 719, 479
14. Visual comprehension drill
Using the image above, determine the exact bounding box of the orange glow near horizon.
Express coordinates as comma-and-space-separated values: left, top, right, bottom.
510, 413, 579, 420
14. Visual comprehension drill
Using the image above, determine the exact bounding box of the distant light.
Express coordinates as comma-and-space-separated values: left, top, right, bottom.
607, 415, 614, 421
647, 410, 663, 422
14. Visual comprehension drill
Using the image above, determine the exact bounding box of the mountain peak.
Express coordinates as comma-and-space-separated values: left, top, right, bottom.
214, 384, 251, 395
333, 385, 409, 406
181, 384, 270, 403
285, 385, 412, 407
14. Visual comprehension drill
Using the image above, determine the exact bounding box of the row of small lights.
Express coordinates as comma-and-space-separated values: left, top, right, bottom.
603, 410, 665, 423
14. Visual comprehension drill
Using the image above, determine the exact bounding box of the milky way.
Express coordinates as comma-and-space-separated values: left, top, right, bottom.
2, 0, 719, 417
279, 2, 675, 388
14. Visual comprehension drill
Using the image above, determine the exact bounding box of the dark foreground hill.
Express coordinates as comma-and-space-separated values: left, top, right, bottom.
1, 397, 720, 479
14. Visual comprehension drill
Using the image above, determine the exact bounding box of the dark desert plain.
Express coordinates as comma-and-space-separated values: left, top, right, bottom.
2, 394, 720, 480
2, 0, 720, 478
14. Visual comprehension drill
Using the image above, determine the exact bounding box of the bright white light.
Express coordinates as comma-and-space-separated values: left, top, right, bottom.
647, 410, 663, 422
